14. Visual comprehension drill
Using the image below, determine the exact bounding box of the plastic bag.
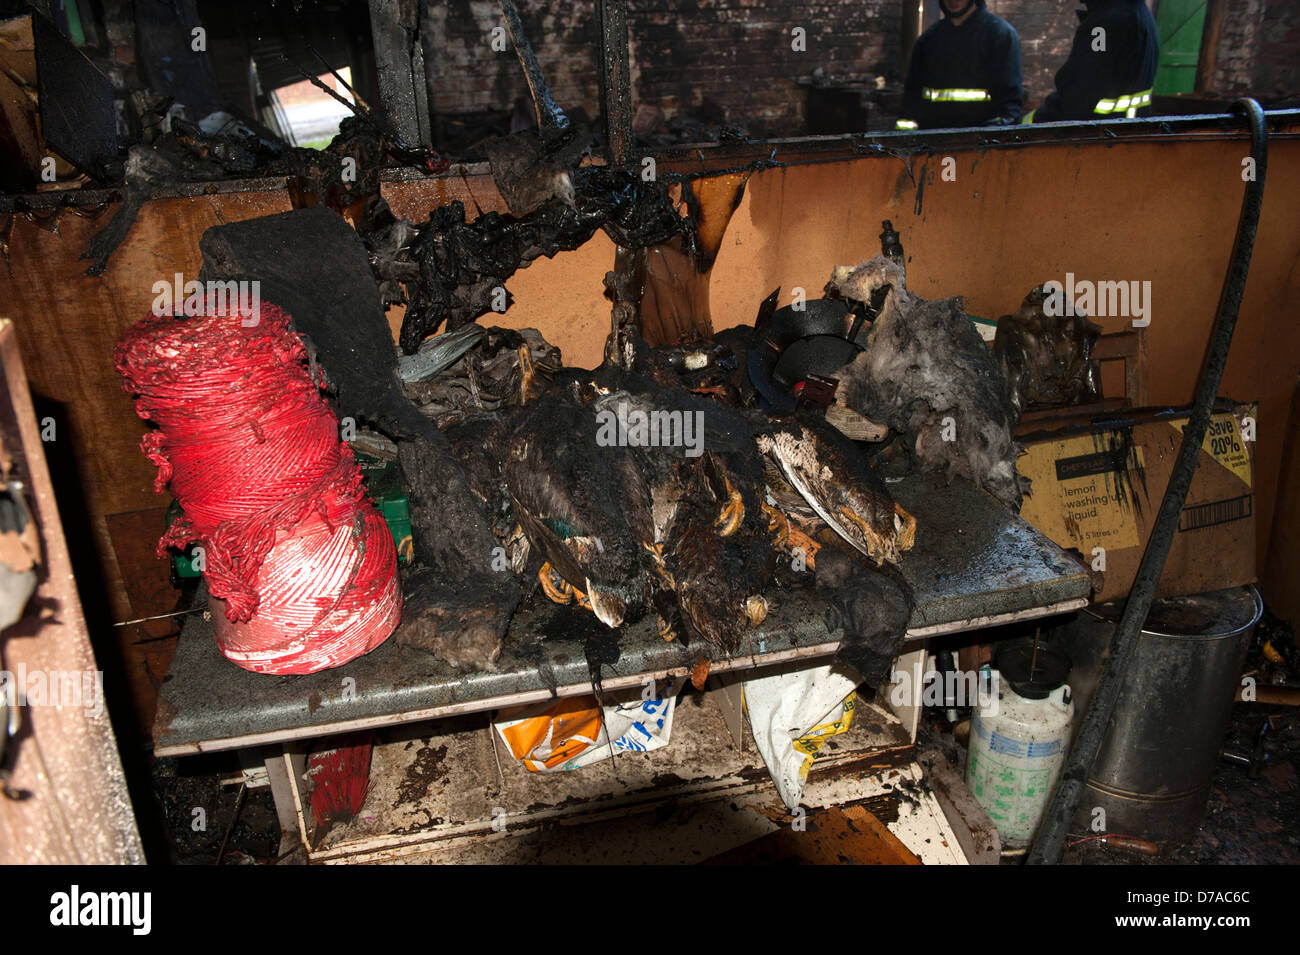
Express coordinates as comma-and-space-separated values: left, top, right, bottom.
743, 663, 859, 809
495, 679, 683, 772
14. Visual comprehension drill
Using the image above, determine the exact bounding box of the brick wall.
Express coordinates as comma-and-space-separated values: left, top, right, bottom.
1213, 0, 1265, 93
423, 0, 600, 119
984, 1, 1077, 109
1252, 0, 1299, 96
422, 0, 900, 137
628, 0, 900, 134
419, 0, 1298, 138
1207, 0, 1297, 99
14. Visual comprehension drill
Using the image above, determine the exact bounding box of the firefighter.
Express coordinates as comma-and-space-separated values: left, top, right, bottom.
896, 0, 1023, 130
1026, 0, 1160, 123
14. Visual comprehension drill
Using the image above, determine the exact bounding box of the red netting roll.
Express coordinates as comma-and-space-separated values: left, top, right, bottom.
122, 307, 345, 533
210, 502, 400, 674
115, 302, 400, 674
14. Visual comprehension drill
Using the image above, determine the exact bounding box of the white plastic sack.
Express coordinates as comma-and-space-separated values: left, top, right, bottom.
743, 662, 860, 809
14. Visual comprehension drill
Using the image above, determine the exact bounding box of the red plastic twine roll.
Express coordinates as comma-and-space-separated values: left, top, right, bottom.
115, 302, 400, 674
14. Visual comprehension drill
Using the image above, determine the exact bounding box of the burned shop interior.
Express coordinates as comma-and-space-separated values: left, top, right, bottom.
1, 0, 1299, 882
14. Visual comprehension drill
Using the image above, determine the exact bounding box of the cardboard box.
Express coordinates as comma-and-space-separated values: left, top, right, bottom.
1016, 402, 1257, 603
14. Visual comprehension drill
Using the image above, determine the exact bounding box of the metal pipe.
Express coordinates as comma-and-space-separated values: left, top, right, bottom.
1027, 98, 1269, 865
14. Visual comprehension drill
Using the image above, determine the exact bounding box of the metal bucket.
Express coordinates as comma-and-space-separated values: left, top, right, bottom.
1058, 585, 1262, 844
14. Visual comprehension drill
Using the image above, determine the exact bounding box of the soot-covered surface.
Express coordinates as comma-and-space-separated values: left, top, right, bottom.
199, 205, 438, 444
154, 472, 1088, 754
149, 755, 280, 865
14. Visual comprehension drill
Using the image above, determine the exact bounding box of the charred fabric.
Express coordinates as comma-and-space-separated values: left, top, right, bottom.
381, 242, 1044, 692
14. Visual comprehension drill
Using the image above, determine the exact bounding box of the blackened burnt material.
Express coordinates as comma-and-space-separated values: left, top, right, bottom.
482, 128, 588, 216
384, 404, 524, 670
396, 166, 687, 352
396, 437, 522, 668
994, 285, 1102, 414
199, 206, 436, 444
199, 206, 521, 668
815, 544, 912, 688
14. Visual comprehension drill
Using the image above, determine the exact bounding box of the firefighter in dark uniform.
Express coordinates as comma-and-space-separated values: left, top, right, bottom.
1026, 0, 1160, 123
896, 0, 1023, 130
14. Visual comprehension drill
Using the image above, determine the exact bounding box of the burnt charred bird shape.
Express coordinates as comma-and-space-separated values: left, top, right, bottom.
994, 284, 1103, 415
460, 332, 919, 686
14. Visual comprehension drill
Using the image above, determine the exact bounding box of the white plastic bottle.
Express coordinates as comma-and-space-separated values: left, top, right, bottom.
966, 656, 1074, 850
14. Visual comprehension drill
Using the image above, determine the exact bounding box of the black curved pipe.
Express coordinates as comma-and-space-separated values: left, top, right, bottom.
1027, 98, 1269, 866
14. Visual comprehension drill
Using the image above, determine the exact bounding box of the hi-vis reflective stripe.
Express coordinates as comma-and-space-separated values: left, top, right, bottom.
1095, 88, 1152, 118
895, 118, 919, 129
923, 87, 990, 102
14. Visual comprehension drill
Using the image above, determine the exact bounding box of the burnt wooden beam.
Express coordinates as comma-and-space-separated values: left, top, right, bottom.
368, 0, 431, 148
1196, 0, 1225, 94
497, 0, 569, 135
595, 0, 633, 166
899, 0, 922, 81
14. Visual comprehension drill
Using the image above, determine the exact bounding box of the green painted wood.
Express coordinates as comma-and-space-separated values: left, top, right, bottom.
1155, 0, 1208, 95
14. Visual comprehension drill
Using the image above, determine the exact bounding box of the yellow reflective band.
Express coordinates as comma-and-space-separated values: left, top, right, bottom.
922, 87, 990, 102
1095, 88, 1153, 114
1021, 109, 1036, 125
895, 119, 919, 129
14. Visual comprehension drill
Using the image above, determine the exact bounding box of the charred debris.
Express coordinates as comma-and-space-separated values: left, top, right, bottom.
23, 12, 1056, 693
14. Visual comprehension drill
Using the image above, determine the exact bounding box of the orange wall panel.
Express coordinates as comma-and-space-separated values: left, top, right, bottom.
704, 138, 1300, 580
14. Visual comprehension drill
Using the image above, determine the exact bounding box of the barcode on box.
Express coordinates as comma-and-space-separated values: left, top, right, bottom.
1179, 494, 1253, 531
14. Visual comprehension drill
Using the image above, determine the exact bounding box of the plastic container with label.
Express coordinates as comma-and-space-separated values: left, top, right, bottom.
966, 642, 1074, 849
